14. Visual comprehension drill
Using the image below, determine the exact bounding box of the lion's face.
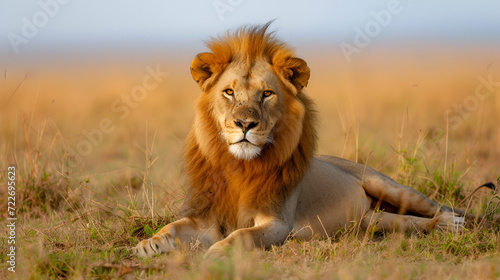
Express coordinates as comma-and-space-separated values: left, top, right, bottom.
190, 47, 310, 162
211, 60, 283, 160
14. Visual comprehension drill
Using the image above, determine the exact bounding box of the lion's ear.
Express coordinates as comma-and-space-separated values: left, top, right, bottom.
275, 57, 310, 94
190, 52, 217, 89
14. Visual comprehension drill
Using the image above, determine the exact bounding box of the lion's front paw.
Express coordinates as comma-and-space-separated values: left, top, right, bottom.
133, 233, 178, 258
202, 241, 229, 263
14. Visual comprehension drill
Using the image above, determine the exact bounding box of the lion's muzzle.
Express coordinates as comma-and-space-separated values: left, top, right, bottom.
234, 119, 259, 134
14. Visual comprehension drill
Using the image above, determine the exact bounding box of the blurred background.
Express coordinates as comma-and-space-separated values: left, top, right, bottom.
2, 1, 500, 66
1, 0, 499, 200
1, 3, 500, 277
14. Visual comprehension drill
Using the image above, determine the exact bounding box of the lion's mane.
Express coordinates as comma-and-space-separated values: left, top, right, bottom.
180, 23, 317, 234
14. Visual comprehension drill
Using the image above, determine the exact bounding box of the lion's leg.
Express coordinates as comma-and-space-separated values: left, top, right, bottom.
204, 214, 291, 260
317, 156, 452, 217
362, 175, 446, 217
134, 217, 221, 258
361, 210, 464, 233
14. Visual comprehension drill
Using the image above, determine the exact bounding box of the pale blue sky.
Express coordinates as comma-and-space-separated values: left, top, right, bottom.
1, 0, 499, 65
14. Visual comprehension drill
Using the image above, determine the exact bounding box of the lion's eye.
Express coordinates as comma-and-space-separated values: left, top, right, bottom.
263, 90, 274, 98
223, 89, 234, 96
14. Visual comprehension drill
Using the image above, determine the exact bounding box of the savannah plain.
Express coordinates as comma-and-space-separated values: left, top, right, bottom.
1, 44, 500, 279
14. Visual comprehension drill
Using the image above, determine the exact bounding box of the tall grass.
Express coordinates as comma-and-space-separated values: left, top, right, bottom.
1, 56, 499, 279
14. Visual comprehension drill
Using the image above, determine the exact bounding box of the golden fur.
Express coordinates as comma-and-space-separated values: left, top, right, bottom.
181, 23, 316, 233
134, 23, 471, 259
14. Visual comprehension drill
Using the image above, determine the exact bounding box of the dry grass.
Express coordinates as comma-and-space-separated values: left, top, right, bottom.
1, 49, 500, 279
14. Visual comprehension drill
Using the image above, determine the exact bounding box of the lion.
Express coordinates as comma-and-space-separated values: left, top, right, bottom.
134, 23, 468, 259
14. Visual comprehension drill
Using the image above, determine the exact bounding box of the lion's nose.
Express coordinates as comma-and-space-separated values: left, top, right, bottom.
235, 119, 258, 133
